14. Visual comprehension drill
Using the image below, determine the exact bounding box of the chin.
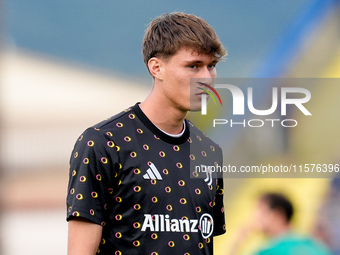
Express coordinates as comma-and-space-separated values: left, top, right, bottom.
189, 107, 201, 112
189, 101, 202, 112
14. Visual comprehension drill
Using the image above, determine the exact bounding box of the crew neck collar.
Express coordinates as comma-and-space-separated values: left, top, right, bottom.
132, 103, 189, 145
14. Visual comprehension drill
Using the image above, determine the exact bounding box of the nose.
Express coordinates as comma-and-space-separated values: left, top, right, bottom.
197, 66, 215, 86
202, 66, 213, 79
196, 72, 213, 89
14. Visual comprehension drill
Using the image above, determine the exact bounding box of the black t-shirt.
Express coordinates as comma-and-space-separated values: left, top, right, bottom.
67, 103, 225, 255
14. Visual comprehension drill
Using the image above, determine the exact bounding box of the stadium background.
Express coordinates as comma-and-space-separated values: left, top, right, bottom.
0, 0, 339, 254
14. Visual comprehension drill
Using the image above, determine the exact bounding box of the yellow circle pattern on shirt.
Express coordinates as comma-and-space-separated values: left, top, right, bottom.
67, 115, 224, 254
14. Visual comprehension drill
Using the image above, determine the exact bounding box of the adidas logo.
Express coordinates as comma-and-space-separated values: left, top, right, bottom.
143, 163, 163, 180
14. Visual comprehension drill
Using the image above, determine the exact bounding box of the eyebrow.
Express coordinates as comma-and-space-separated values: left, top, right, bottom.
183, 60, 219, 65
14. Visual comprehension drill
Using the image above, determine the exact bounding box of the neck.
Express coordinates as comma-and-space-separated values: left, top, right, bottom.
139, 86, 187, 135
269, 223, 290, 238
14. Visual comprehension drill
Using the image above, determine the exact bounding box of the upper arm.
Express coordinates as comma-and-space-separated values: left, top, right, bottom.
66, 129, 118, 254
66, 128, 118, 224
68, 218, 103, 255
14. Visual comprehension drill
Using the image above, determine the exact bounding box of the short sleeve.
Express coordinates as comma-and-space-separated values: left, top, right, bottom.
213, 178, 226, 236
66, 128, 119, 225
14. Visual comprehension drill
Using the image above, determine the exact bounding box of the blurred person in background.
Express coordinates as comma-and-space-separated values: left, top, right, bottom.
66, 12, 226, 255
229, 193, 331, 255
313, 175, 340, 255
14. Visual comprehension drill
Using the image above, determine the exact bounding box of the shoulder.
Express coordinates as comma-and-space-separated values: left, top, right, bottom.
80, 106, 135, 138
72, 106, 137, 152
91, 106, 134, 131
257, 235, 332, 255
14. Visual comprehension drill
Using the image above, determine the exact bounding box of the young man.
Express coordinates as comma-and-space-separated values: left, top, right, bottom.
67, 12, 226, 255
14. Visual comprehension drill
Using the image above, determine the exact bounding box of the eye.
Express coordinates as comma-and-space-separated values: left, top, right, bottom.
189, 65, 198, 69
208, 63, 217, 69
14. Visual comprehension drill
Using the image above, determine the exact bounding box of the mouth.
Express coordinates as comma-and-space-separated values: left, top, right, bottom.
195, 86, 211, 96
195, 82, 223, 106
196, 82, 214, 93
195, 91, 209, 96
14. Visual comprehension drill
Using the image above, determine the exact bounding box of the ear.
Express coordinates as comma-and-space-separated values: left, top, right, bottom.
148, 57, 163, 80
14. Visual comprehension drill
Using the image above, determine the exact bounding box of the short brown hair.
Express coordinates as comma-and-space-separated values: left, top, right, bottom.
142, 12, 226, 68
